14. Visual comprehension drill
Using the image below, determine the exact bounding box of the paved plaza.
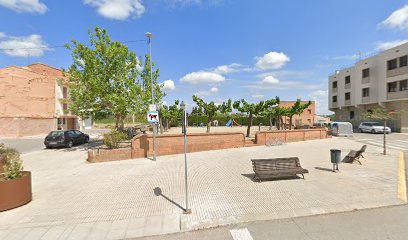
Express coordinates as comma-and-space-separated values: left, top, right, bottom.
0, 137, 405, 239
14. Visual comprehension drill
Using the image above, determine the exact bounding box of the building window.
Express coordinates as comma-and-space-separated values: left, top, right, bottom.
400, 80, 408, 91
345, 92, 351, 100
307, 109, 311, 114
387, 58, 398, 70
400, 55, 408, 67
345, 76, 351, 84
332, 96, 337, 103
362, 68, 370, 78
349, 111, 354, 120
388, 82, 397, 92
63, 87, 68, 98
332, 81, 337, 89
362, 88, 370, 97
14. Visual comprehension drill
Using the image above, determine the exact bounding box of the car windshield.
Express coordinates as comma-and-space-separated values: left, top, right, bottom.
371, 122, 383, 126
48, 131, 64, 137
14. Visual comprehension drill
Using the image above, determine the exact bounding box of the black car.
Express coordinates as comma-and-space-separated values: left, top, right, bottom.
44, 130, 89, 148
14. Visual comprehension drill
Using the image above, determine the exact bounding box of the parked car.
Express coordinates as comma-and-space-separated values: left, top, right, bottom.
358, 122, 391, 134
44, 130, 89, 148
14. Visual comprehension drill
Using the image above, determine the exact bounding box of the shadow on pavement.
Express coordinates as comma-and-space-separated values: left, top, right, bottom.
154, 187, 186, 212
314, 167, 334, 172
45, 140, 104, 152
241, 173, 302, 182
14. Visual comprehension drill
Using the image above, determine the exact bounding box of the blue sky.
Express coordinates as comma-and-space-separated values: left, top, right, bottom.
1, 0, 408, 114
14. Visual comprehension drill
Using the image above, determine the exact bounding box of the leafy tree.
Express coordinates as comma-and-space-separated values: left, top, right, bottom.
218, 99, 232, 116
233, 97, 279, 137
285, 99, 312, 130
192, 95, 218, 133
139, 54, 165, 113
271, 107, 288, 130
363, 107, 399, 155
160, 100, 182, 131
65, 27, 142, 130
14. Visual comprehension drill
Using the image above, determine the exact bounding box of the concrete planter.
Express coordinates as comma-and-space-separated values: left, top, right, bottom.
0, 171, 32, 211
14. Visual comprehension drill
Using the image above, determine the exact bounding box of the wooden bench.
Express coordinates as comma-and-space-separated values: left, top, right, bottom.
342, 145, 367, 165
251, 157, 309, 182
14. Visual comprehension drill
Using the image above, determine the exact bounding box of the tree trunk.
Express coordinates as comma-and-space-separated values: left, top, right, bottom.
247, 114, 253, 137
160, 120, 164, 134
289, 116, 293, 130
383, 119, 387, 155
207, 116, 212, 133
116, 113, 125, 131
269, 112, 272, 130
166, 119, 169, 131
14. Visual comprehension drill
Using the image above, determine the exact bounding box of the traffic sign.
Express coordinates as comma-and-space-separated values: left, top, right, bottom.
147, 111, 159, 123
149, 104, 157, 111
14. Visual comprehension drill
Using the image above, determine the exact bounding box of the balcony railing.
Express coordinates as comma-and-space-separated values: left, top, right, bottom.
345, 83, 351, 89
362, 76, 370, 84
362, 96, 370, 103
331, 102, 338, 108
345, 99, 351, 105
332, 88, 338, 93
387, 66, 408, 78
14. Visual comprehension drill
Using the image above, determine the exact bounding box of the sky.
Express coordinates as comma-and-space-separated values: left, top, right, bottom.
1, 0, 408, 115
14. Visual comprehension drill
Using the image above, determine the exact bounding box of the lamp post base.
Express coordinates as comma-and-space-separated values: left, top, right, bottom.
183, 209, 192, 214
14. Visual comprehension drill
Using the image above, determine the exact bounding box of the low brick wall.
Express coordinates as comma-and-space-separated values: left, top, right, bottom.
87, 148, 131, 163
131, 132, 245, 158
255, 128, 330, 145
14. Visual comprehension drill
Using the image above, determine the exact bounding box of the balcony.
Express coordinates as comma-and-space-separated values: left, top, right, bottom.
387, 66, 408, 78
387, 90, 408, 100
345, 83, 351, 89
345, 99, 351, 106
332, 88, 338, 93
362, 96, 370, 103
362, 76, 370, 84
331, 102, 338, 108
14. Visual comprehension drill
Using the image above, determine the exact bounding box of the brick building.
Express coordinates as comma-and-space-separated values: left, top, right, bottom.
278, 101, 315, 128
0, 63, 91, 137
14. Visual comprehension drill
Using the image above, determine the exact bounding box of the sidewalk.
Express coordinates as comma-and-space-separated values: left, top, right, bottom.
0, 137, 404, 239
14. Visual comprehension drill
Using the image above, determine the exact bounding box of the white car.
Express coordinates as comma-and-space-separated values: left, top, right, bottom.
358, 122, 391, 134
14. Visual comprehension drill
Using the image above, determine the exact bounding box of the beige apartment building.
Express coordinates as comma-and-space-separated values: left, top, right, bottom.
328, 42, 408, 132
0, 63, 92, 137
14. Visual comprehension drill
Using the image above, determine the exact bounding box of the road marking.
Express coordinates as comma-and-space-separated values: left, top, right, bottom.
230, 228, 254, 240
398, 152, 407, 203
356, 141, 408, 151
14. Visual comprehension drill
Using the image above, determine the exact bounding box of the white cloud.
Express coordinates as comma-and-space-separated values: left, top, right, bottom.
195, 87, 219, 97
0, 34, 50, 57
212, 63, 251, 74
251, 94, 264, 99
309, 90, 331, 115
380, 5, 408, 31
0, 32, 5, 38
0, 0, 47, 14
180, 71, 225, 84
84, 0, 145, 20
374, 40, 408, 51
161, 79, 175, 92
261, 75, 280, 84
255, 51, 290, 70
310, 90, 328, 98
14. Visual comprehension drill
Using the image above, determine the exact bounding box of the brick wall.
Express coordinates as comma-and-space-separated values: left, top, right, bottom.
0, 117, 55, 137
132, 132, 246, 158
87, 148, 132, 163
255, 128, 330, 145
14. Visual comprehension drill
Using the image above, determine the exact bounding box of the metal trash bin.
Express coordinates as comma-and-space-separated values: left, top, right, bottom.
330, 149, 341, 172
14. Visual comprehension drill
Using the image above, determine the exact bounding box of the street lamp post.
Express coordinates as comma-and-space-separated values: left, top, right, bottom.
146, 32, 157, 162
180, 101, 191, 214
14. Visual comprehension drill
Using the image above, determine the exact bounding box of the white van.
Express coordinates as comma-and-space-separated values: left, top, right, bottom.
330, 122, 353, 136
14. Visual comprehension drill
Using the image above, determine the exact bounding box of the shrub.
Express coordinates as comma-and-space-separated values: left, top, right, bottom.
103, 131, 128, 149
0, 143, 23, 181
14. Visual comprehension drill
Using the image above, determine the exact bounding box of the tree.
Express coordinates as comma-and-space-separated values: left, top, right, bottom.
65, 27, 142, 130
218, 99, 232, 116
233, 97, 279, 137
285, 99, 312, 130
192, 95, 218, 133
363, 107, 398, 155
160, 100, 182, 131
139, 54, 165, 113
271, 106, 289, 130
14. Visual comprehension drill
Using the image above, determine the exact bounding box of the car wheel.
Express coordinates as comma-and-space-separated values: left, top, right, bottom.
66, 141, 73, 148
84, 137, 89, 143
358, 128, 363, 133
371, 129, 376, 134
45, 145, 51, 149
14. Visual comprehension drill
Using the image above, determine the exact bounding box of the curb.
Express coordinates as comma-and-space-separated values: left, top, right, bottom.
398, 151, 407, 202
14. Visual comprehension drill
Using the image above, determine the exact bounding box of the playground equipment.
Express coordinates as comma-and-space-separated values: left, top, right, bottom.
226, 118, 241, 127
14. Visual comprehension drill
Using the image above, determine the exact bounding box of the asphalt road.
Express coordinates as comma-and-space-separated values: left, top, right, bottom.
137, 204, 408, 240
351, 132, 408, 152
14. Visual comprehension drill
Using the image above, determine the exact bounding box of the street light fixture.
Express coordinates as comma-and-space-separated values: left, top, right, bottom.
180, 101, 191, 214
145, 32, 157, 162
